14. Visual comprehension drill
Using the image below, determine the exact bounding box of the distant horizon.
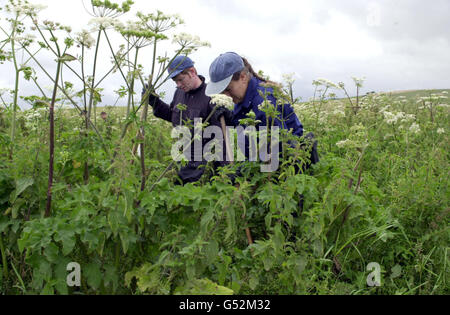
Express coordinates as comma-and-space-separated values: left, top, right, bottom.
8, 88, 450, 111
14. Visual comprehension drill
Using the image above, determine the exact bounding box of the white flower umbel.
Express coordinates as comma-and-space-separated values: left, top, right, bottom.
383, 111, 411, 125
210, 94, 234, 110
116, 20, 155, 48
409, 123, 421, 135
282, 73, 296, 86
138, 11, 184, 34
437, 128, 445, 135
89, 17, 124, 31
11, 34, 36, 47
336, 139, 357, 149
75, 30, 96, 49
173, 32, 210, 53
352, 76, 366, 88
312, 78, 339, 89
5, 1, 47, 17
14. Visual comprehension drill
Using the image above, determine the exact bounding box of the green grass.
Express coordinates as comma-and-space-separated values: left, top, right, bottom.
381, 89, 450, 100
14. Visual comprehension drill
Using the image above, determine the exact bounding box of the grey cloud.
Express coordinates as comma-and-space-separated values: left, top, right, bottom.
316, 0, 450, 42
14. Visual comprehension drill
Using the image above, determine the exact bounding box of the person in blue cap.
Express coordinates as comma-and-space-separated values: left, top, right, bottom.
206, 52, 319, 218
206, 52, 311, 158
206, 52, 303, 136
143, 55, 225, 185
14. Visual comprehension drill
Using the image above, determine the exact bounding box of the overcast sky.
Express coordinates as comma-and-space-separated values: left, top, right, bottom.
1, 0, 449, 108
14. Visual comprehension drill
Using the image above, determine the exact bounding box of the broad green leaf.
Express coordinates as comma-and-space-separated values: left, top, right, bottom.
104, 265, 119, 292
54, 228, 76, 256
263, 256, 274, 271
125, 264, 160, 293
11, 198, 25, 219
85, 263, 102, 291
10, 177, 34, 204
295, 255, 307, 275
200, 208, 215, 235
174, 278, 234, 295
204, 240, 219, 265
249, 272, 259, 291
44, 243, 60, 263
41, 282, 55, 295
273, 224, 285, 252
54, 257, 71, 295
391, 264, 402, 279
186, 261, 196, 280
119, 230, 137, 254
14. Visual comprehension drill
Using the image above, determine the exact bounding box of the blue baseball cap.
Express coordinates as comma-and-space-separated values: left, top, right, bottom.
168, 55, 194, 79
206, 52, 245, 96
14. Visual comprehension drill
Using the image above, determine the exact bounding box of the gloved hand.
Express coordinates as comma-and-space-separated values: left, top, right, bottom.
142, 84, 159, 107
213, 106, 234, 125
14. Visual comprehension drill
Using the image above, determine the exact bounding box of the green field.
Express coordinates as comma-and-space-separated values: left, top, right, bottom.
1, 87, 448, 295
382, 89, 450, 99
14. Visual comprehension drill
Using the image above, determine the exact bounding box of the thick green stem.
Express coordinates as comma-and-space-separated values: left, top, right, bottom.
11, 70, 20, 146
81, 45, 87, 111
127, 48, 140, 117
115, 242, 120, 270
45, 60, 62, 218
150, 40, 158, 85
21, 45, 110, 157
87, 30, 102, 123
10, 16, 20, 150
355, 86, 360, 115
0, 233, 8, 282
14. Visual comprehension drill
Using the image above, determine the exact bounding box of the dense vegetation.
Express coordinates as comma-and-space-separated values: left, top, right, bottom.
0, 0, 448, 295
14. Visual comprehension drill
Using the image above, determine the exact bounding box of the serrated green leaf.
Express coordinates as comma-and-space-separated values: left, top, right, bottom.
295, 255, 307, 275
85, 263, 102, 290
54, 257, 71, 295
391, 264, 402, 279
41, 282, 55, 295
125, 264, 159, 293
11, 198, 25, 219
200, 208, 215, 235
273, 224, 285, 252
249, 273, 259, 291
174, 278, 234, 295
104, 265, 119, 292
10, 177, 34, 204
204, 240, 218, 265
54, 228, 76, 256
263, 256, 274, 271
44, 243, 60, 263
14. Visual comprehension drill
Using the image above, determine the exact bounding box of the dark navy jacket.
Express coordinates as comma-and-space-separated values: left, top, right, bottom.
230, 77, 304, 160
152, 76, 225, 184
232, 77, 303, 137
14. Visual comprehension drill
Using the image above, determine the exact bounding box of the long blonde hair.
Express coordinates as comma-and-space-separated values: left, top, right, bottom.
232, 56, 281, 89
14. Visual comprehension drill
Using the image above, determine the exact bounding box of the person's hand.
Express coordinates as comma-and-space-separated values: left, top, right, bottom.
142, 84, 159, 107
213, 106, 233, 125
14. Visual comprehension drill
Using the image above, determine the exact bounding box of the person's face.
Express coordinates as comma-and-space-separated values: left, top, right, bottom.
173, 69, 197, 92
222, 72, 249, 104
